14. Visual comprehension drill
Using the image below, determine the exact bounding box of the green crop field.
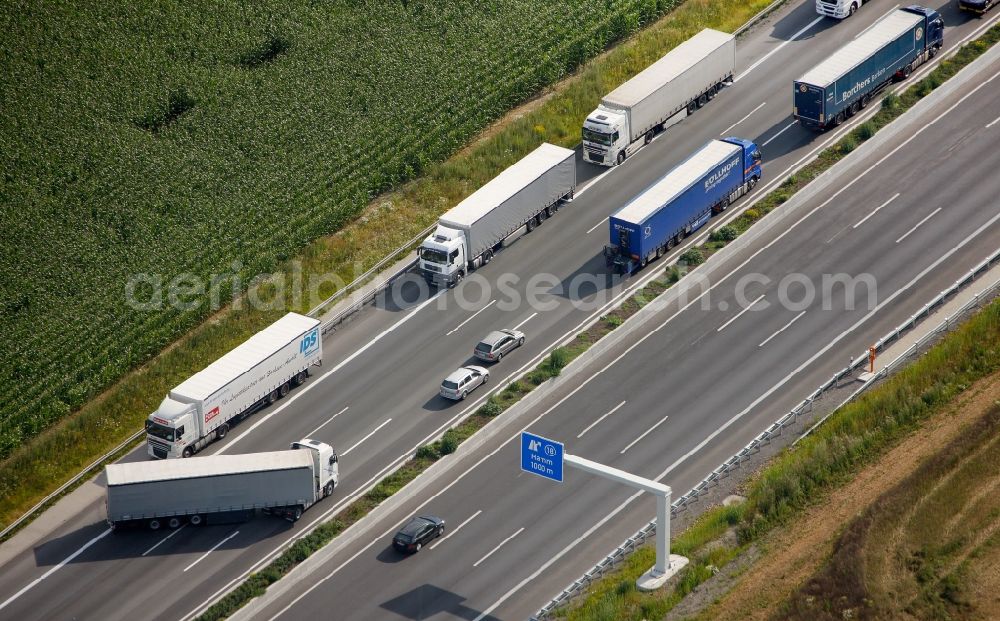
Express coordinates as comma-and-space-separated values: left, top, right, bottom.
0, 0, 680, 457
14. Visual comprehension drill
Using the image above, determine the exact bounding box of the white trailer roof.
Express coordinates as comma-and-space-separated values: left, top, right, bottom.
172, 312, 319, 401
604, 29, 734, 109
614, 140, 741, 224
106, 450, 313, 486
797, 10, 922, 87
440, 143, 574, 228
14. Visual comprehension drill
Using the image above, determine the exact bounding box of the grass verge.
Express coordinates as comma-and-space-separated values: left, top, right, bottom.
544, 24, 1000, 619
0, 0, 777, 535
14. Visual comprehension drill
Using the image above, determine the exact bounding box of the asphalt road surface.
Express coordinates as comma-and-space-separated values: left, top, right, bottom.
1, 1, 997, 620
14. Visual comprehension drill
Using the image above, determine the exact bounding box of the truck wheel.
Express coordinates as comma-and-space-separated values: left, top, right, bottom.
292, 506, 303, 522
848, 2, 857, 16
834, 112, 846, 127
279, 382, 290, 398
148, 519, 162, 531
749, 176, 759, 190
697, 92, 708, 108
267, 390, 278, 406
168, 517, 181, 529
293, 371, 306, 386
616, 151, 625, 166
687, 101, 697, 114
190, 514, 203, 526
655, 246, 663, 259
324, 481, 335, 498
182, 446, 194, 458
644, 130, 653, 145
526, 218, 535, 232
216, 424, 228, 441
483, 249, 493, 265
860, 93, 871, 109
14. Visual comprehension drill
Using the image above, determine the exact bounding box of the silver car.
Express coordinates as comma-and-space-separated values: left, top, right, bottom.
473, 329, 526, 363
440, 365, 489, 400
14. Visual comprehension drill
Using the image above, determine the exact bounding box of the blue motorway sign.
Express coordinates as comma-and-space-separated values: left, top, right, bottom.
520, 431, 564, 483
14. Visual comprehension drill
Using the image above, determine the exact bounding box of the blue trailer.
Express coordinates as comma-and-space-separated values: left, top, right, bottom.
604, 137, 762, 274
794, 5, 943, 131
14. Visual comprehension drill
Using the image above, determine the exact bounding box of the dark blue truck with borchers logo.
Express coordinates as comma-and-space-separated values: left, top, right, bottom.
604, 137, 762, 274
794, 6, 943, 131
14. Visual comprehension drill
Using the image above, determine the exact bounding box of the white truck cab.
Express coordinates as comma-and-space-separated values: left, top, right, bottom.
582, 108, 635, 166
291, 438, 340, 498
816, 0, 866, 19
418, 225, 467, 287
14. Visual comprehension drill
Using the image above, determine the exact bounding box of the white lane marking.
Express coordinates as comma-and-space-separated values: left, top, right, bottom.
735, 16, 824, 83
761, 120, 797, 147
304, 406, 349, 439
720, 102, 766, 135
219, 290, 444, 454
183, 530, 240, 573
577, 400, 627, 438
512, 312, 538, 331
472, 527, 525, 568
473, 209, 1000, 621
341, 419, 392, 457
717, 294, 766, 332
0, 528, 112, 612
896, 207, 942, 244
853, 192, 900, 229
854, 4, 900, 39
447, 299, 497, 336
586, 217, 607, 235
619, 414, 670, 455
430, 510, 483, 550
758, 310, 807, 347
142, 524, 187, 557
987, 114, 1000, 129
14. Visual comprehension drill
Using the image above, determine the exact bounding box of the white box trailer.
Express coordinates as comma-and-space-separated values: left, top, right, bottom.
107, 439, 339, 530
417, 143, 576, 287
583, 29, 736, 166
145, 312, 322, 459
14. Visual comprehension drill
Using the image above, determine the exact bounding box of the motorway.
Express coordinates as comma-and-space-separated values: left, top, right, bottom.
1, 1, 998, 620
244, 37, 1000, 620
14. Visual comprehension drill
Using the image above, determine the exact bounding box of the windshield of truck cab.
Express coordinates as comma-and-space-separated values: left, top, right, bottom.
145, 420, 175, 442
419, 247, 449, 264
582, 127, 612, 146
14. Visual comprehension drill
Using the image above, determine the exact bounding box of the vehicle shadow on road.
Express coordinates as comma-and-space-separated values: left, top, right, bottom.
380, 584, 502, 621
375, 544, 409, 564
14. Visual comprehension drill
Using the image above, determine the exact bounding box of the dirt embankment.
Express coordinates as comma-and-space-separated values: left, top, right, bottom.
679, 372, 1000, 621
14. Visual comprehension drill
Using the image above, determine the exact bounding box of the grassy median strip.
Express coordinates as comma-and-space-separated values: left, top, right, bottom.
0, 0, 779, 535
554, 298, 1000, 620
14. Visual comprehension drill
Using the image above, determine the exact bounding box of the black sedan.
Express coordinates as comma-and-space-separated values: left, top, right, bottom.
392, 515, 445, 553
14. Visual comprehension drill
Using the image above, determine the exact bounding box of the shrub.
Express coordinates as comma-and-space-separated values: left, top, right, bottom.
545, 348, 569, 375
415, 444, 438, 460
882, 92, 900, 110
839, 134, 857, 154
856, 121, 876, 141
478, 397, 503, 417
604, 314, 623, 327
438, 430, 459, 455
679, 248, 704, 266
709, 225, 737, 243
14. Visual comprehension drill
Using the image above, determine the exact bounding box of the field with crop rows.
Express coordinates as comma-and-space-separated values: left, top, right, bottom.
0, 0, 682, 456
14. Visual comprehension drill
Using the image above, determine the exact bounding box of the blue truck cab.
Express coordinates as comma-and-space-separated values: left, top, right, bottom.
605, 137, 761, 274
794, 6, 943, 130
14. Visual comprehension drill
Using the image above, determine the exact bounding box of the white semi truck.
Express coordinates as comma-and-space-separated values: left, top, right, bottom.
582, 29, 736, 166
106, 438, 339, 530
418, 143, 576, 287
145, 312, 322, 459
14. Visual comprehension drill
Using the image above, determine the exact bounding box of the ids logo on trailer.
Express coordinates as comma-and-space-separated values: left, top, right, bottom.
300, 328, 320, 355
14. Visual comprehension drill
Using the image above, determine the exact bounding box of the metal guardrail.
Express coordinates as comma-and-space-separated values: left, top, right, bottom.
533, 247, 1000, 619
0, 428, 145, 541
309, 223, 436, 334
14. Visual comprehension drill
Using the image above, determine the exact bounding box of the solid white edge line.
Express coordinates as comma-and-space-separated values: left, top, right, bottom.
303, 406, 349, 439
430, 510, 483, 550
716, 294, 766, 332
447, 299, 497, 335
340, 419, 392, 457
987, 114, 1000, 129
758, 310, 807, 347
472, 527, 525, 568
577, 400, 627, 439
183, 17, 1000, 619
720, 101, 766, 135
472, 207, 1000, 621
853, 192, 900, 229
895, 207, 942, 244
734, 16, 824, 83
619, 413, 670, 455
184, 530, 240, 573
0, 528, 112, 612
512, 312, 538, 331
219, 290, 444, 454
141, 524, 187, 557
